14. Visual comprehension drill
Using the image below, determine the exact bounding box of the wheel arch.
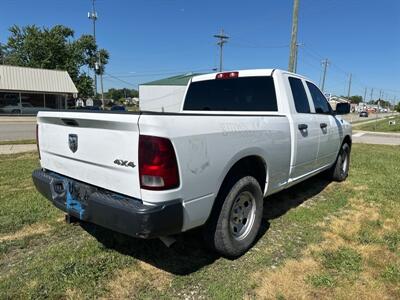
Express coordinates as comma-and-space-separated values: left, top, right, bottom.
205, 152, 268, 226
342, 134, 352, 148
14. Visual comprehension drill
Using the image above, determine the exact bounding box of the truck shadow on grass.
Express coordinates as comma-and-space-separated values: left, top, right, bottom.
80, 176, 331, 275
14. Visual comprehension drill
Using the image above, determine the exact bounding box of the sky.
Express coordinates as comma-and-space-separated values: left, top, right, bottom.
0, 0, 399, 102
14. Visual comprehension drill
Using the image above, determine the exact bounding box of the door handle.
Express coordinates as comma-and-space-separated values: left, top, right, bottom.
298, 124, 308, 130
320, 123, 328, 129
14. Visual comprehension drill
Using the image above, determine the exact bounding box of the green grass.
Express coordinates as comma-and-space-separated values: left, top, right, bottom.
320, 247, 362, 279
0, 144, 399, 299
0, 139, 36, 145
381, 265, 400, 284
355, 115, 400, 132
308, 273, 336, 288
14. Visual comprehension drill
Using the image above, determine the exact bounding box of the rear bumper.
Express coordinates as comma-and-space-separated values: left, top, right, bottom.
32, 169, 183, 238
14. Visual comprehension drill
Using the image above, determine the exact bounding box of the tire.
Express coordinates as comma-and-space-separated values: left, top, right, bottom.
330, 143, 351, 182
203, 176, 263, 258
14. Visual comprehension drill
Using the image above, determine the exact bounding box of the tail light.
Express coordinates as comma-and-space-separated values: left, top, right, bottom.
216, 71, 239, 79
139, 135, 179, 190
36, 124, 41, 160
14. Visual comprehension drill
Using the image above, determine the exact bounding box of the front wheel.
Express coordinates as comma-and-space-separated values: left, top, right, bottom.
203, 176, 263, 258
330, 143, 351, 182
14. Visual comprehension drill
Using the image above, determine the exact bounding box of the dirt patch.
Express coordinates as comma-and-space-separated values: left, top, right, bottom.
138, 260, 172, 290
65, 288, 85, 300
102, 261, 172, 299
102, 267, 141, 299
0, 223, 52, 242
253, 199, 399, 299
353, 185, 369, 191
254, 257, 321, 299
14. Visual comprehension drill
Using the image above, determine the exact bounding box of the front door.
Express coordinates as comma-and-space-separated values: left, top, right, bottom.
287, 76, 320, 179
306, 82, 341, 169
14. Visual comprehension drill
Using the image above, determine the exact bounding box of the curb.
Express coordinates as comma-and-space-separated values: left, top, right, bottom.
353, 130, 400, 137
0, 144, 37, 155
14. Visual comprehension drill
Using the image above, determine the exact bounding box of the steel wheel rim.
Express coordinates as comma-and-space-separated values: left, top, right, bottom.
229, 191, 256, 241
341, 150, 348, 175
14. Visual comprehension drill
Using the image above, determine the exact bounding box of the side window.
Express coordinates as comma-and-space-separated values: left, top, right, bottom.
306, 82, 332, 114
288, 77, 310, 113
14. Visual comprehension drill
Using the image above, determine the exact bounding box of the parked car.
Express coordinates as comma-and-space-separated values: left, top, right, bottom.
110, 105, 126, 111
0, 102, 50, 115
32, 69, 352, 257
76, 106, 102, 111
359, 111, 368, 117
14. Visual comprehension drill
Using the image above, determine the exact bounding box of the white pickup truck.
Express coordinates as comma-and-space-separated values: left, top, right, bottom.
32, 69, 352, 257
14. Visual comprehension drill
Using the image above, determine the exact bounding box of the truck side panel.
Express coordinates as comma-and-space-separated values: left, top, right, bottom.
138, 113, 291, 230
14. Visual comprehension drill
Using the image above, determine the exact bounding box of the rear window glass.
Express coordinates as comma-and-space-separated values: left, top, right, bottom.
183, 76, 278, 111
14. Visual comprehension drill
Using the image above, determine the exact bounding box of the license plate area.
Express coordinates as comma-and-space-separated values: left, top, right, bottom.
65, 180, 97, 219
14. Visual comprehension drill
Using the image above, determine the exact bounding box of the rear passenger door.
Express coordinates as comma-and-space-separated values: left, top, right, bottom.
306, 82, 341, 169
287, 76, 320, 179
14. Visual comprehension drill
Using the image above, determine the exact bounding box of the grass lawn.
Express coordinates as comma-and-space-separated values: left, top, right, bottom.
0, 144, 399, 299
355, 115, 400, 132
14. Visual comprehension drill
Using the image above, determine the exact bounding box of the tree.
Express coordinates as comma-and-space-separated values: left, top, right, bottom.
2, 25, 109, 98
0, 42, 5, 64
105, 88, 138, 101
394, 103, 400, 112
347, 95, 363, 104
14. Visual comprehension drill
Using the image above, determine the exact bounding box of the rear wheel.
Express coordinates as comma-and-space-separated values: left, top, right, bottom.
203, 176, 263, 258
330, 143, 350, 182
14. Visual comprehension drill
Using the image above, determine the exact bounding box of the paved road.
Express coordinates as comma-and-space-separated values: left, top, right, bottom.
352, 131, 400, 146
0, 122, 36, 141
342, 113, 397, 124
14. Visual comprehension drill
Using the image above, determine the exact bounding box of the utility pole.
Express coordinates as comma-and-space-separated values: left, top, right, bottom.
95, 52, 104, 109
294, 42, 303, 73
88, 0, 98, 96
347, 73, 352, 98
321, 59, 329, 92
213, 29, 229, 72
363, 87, 367, 103
288, 0, 299, 72
370, 88, 374, 102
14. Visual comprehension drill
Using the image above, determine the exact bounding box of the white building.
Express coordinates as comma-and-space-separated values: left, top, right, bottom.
139, 73, 201, 112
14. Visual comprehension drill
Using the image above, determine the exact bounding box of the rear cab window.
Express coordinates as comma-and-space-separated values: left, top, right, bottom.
183, 76, 278, 111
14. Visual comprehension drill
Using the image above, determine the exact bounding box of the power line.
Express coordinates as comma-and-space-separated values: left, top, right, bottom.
229, 40, 289, 49
103, 72, 138, 88
103, 68, 212, 78
301, 44, 400, 99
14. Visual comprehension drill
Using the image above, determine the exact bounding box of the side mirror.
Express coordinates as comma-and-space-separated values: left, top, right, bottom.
335, 103, 351, 115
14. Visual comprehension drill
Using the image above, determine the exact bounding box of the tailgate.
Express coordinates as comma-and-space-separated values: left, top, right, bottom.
37, 111, 142, 199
